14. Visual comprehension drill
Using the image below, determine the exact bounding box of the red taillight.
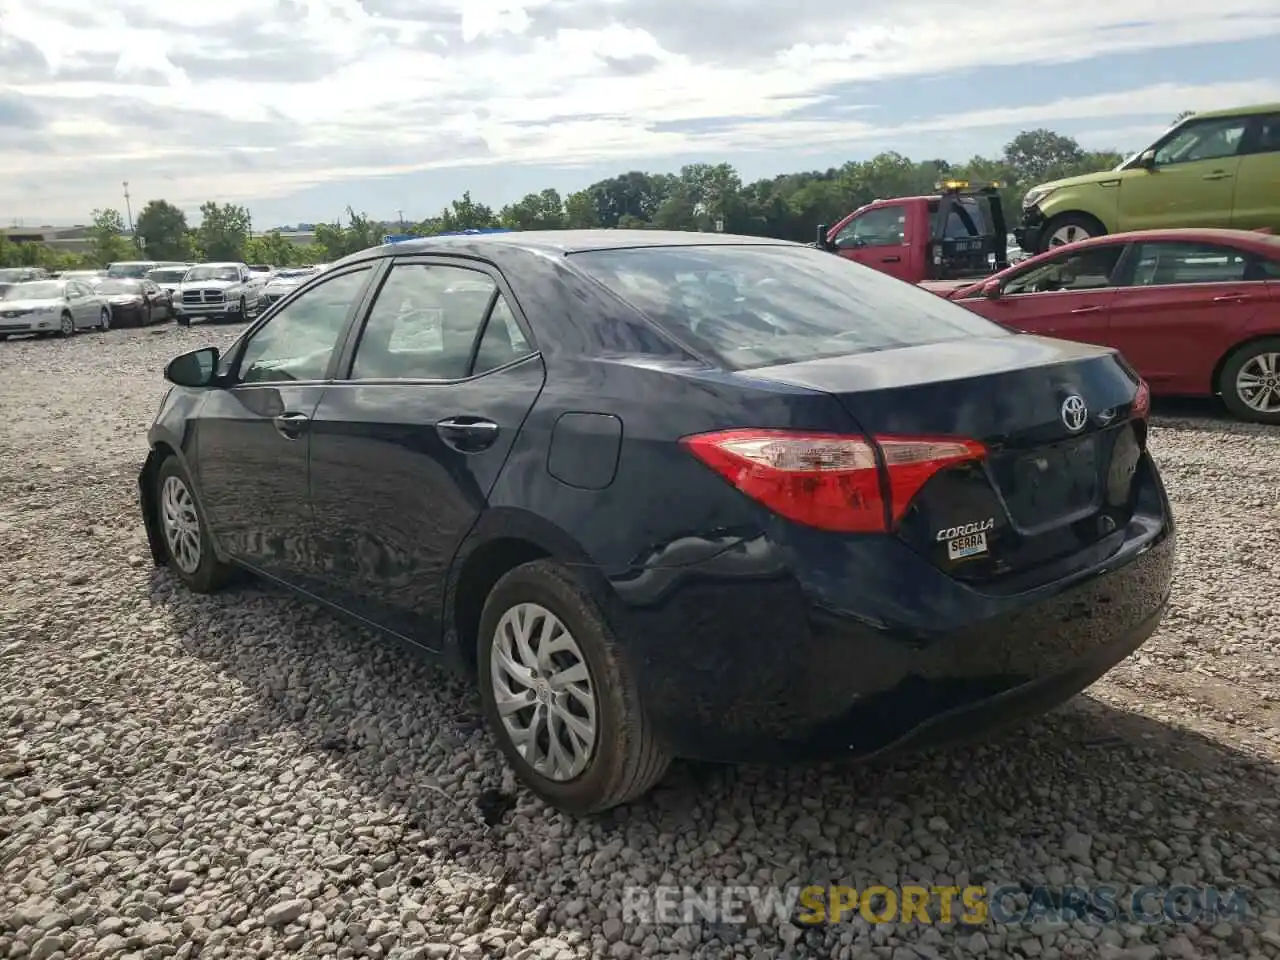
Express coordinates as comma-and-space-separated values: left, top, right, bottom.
1132, 379, 1150, 420
680, 429, 986, 533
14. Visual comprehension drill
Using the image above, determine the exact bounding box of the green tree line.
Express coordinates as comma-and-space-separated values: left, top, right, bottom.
0, 128, 1128, 271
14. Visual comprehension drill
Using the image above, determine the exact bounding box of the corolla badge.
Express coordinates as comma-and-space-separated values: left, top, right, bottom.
1061, 394, 1088, 432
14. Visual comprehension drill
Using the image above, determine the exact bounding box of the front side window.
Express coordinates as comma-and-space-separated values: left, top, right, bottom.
350, 264, 502, 380
1126, 242, 1251, 286
1001, 246, 1125, 296
833, 204, 906, 249
1153, 116, 1248, 166
236, 267, 373, 384
571, 244, 1006, 370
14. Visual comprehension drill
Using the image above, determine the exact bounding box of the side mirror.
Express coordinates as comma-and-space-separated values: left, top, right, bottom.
980, 278, 1003, 299
815, 223, 836, 252
1139, 149, 1157, 170
165, 347, 220, 388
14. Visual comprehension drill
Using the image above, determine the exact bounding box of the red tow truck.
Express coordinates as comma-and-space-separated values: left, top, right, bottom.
814, 181, 1011, 287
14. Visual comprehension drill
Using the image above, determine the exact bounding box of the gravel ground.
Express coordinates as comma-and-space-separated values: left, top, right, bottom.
1, 326, 1278, 960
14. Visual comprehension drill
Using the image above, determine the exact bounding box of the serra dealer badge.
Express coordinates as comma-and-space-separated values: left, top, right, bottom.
936, 518, 994, 562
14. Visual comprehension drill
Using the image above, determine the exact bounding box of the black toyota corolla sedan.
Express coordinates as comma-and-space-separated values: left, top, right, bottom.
139, 230, 1174, 814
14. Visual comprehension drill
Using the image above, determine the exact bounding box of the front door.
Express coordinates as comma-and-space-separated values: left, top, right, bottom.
1117, 113, 1250, 231
831, 203, 914, 281
307, 259, 545, 647
192, 265, 377, 583
1105, 240, 1265, 394
957, 242, 1126, 341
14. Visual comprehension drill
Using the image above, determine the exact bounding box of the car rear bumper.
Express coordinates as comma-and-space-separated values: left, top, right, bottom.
607, 452, 1175, 763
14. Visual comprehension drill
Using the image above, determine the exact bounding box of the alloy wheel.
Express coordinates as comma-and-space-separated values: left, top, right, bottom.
489, 602, 598, 781
160, 475, 202, 574
60, 314, 74, 336
100, 308, 111, 331
1235, 352, 1280, 414
1048, 224, 1091, 247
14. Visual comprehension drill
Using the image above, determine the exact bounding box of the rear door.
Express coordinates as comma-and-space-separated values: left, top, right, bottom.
192, 264, 377, 584
829, 202, 915, 281
306, 257, 545, 647
1231, 112, 1280, 231
954, 242, 1126, 341
1117, 114, 1250, 230
1105, 240, 1266, 394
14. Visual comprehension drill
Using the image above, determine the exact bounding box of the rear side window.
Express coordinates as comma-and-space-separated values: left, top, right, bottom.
1127, 242, 1250, 285
570, 245, 1008, 370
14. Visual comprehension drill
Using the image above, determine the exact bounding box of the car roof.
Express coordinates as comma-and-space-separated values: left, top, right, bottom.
1188, 102, 1280, 120
334, 229, 802, 268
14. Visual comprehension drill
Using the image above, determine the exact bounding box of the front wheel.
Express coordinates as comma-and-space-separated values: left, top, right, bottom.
1220, 337, 1280, 424
142, 303, 152, 326
99, 307, 111, 331
477, 560, 670, 815
1039, 213, 1104, 252
155, 457, 235, 593
59, 312, 75, 337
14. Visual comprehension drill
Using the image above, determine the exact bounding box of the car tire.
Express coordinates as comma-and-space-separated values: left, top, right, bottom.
59, 312, 75, 337
155, 456, 236, 594
1038, 213, 1105, 252
177, 315, 190, 327
476, 559, 671, 815
237, 296, 247, 320
142, 303, 152, 326
99, 307, 111, 331
1219, 337, 1280, 425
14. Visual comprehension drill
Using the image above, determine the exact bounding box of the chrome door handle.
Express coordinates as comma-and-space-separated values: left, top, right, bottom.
1212, 294, 1250, 302
1202, 171, 1232, 181
273, 412, 310, 439
1070, 306, 1103, 314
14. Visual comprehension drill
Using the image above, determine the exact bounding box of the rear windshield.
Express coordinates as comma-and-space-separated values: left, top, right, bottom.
570, 244, 1007, 369
930, 197, 987, 238
95, 280, 141, 294
106, 263, 157, 278
149, 268, 187, 283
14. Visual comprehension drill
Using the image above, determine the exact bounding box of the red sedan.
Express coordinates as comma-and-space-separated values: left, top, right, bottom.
934, 229, 1280, 423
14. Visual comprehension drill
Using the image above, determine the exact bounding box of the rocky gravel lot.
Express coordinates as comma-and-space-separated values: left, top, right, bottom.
1, 325, 1278, 960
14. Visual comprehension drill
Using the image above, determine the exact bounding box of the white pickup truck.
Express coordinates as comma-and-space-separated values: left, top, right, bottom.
173, 262, 266, 326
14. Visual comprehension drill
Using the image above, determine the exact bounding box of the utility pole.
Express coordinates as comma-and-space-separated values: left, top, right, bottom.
122, 181, 137, 249
397, 209, 405, 231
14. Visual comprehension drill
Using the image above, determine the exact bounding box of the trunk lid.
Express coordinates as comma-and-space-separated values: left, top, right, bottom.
747, 335, 1147, 585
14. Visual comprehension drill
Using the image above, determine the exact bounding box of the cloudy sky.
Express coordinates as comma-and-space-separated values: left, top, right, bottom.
1, 0, 1278, 228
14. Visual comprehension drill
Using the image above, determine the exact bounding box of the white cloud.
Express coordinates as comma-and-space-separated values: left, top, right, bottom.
0, 0, 1277, 221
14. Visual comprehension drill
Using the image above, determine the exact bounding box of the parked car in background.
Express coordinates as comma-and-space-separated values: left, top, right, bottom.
0, 278, 110, 338
258, 265, 323, 309
939, 228, 1280, 422
1017, 103, 1280, 253
147, 266, 190, 298
92, 278, 173, 326
815, 181, 1010, 283
173, 262, 265, 326
0, 267, 51, 283
58, 270, 107, 281
139, 229, 1171, 814
106, 260, 161, 279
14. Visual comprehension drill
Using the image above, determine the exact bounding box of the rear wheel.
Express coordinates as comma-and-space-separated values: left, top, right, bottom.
156, 457, 235, 593
1219, 338, 1280, 424
476, 560, 670, 814
1039, 213, 1105, 252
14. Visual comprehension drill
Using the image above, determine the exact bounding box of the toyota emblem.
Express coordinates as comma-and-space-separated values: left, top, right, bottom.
1061, 394, 1088, 432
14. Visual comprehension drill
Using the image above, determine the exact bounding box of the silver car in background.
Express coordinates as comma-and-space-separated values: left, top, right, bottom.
258, 265, 323, 309
0, 279, 111, 339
